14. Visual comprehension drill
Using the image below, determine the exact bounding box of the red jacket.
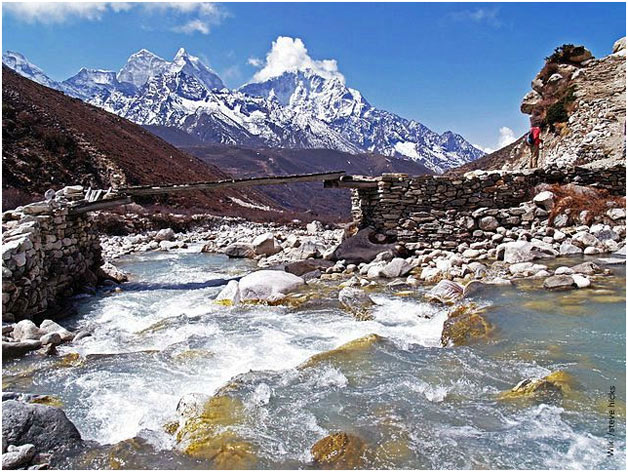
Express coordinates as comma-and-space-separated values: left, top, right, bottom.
530, 126, 542, 146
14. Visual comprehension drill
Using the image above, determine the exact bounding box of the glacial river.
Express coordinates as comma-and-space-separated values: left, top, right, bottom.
3, 247, 626, 469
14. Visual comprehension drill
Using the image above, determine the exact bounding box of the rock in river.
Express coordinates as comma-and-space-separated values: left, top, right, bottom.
425, 280, 464, 305
216, 270, 305, 304
2, 400, 84, 465
543, 275, 577, 291
310, 432, 368, 469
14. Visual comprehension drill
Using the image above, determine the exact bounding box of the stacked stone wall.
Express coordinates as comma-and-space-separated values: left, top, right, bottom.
352, 164, 626, 244
2, 192, 101, 322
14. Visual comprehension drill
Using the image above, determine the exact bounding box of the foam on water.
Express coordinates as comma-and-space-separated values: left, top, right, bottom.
50, 253, 449, 444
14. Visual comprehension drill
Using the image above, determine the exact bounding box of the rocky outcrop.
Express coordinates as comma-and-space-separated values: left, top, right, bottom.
466, 38, 625, 173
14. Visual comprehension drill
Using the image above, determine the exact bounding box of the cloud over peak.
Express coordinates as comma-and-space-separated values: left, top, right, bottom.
250, 36, 345, 83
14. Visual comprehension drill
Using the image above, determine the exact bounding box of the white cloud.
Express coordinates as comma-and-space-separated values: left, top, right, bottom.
251, 36, 345, 83
2, 2, 116, 24
172, 19, 210, 35
498, 126, 517, 147
3, 2, 226, 34
450, 7, 502, 27
247, 57, 263, 67
474, 144, 494, 154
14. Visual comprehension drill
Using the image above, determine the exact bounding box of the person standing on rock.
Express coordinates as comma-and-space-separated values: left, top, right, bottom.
526, 124, 543, 168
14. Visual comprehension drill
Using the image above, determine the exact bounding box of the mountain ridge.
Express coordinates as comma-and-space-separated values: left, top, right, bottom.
3, 48, 484, 173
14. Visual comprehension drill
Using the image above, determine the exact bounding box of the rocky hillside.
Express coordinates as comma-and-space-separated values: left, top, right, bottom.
1, 66, 282, 219
454, 37, 625, 174
3, 48, 484, 173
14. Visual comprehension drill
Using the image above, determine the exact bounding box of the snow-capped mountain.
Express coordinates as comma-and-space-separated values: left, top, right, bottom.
3, 49, 484, 173
241, 69, 484, 171
2, 51, 64, 91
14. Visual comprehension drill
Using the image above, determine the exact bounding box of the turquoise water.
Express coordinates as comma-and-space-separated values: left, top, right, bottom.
3, 247, 625, 469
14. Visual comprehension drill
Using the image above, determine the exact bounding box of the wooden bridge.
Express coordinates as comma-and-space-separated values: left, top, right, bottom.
70, 171, 378, 214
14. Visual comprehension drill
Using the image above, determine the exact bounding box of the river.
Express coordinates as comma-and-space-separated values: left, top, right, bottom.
3, 246, 625, 469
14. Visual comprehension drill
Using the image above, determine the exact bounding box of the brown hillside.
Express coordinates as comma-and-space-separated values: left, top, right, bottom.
142, 130, 432, 217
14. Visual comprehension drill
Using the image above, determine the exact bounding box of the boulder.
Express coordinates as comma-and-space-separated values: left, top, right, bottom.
365, 262, 386, 279
238, 270, 305, 303
338, 287, 375, 319
570, 261, 603, 275
154, 228, 175, 242
39, 320, 74, 342
559, 241, 583, 256
223, 243, 256, 259
425, 280, 464, 305
40, 332, 63, 346
251, 233, 281, 256
420, 267, 442, 283
497, 241, 556, 263
2, 444, 36, 469
509, 262, 547, 276
533, 191, 555, 211
571, 274, 591, 288
285, 241, 323, 260
607, 208, 626, 221
98, 262, 129, 283
572, 231, 601, 248
284, 259, 333, 276
441, 303, 492, 346
543, 275, 576, 291
381, 258, 414, 278
2, 401, 83, 462
310, 433, 368, 469
499, 371, 570, 403
12, 320, 42, 342
214, 280, 241, 305
553, 213, 570, 228
330, 228, 396, 264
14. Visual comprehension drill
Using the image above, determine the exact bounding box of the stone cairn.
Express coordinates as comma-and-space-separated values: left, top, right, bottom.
351, 164, 626, 245
2, 186, 102, 322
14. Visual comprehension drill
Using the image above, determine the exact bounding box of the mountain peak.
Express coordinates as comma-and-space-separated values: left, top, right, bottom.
118, 49, 171, 88
2, 50, 61, 90
174, 47, 188, 60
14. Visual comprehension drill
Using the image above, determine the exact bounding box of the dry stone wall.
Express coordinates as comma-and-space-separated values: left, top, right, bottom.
351, 164, 626, 245
2, 187, 101, 322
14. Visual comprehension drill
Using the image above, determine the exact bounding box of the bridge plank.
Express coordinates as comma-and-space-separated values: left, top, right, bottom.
119, 171, 346, 196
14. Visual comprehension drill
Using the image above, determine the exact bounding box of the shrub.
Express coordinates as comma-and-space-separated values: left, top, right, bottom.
544, 86, 576, 128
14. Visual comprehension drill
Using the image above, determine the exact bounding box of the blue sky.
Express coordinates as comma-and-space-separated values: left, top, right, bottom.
2, 2, 625, 151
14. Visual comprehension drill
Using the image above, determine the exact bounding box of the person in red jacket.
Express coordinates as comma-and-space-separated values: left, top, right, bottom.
527, 124, 543, 168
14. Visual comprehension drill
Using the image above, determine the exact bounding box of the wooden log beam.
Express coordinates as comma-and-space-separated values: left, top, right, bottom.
69, 196, 133, 215
119, 171, 347, 196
